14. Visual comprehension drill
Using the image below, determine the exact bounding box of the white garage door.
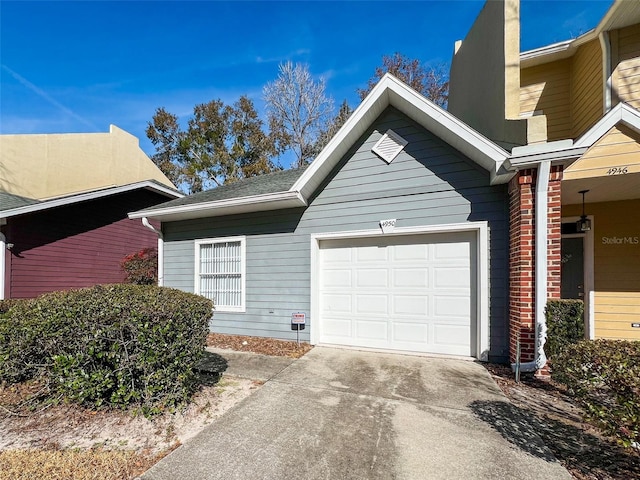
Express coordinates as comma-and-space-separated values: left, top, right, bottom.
318, 232, 476, 356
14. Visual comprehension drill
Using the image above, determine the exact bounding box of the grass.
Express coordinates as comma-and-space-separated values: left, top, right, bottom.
0, 448, 163, 480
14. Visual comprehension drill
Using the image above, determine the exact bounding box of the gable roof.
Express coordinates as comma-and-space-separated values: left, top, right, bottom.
131, 74, 511, 222
0, 180, 181, 220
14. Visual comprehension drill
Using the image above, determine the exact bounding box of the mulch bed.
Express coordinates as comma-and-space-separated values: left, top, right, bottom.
484, 363, 640, 480
206, 333, 313, 358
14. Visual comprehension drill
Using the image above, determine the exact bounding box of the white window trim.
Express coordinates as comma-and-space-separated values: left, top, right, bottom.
310, 221, 489, 361
194, 236, 246, 313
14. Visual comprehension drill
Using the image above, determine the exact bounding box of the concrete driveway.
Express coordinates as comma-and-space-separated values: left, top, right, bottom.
142, 347, 570, 480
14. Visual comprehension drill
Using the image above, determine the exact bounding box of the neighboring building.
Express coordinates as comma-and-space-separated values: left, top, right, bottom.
450, 0, 640, 369
132, 75, 513, 362
0, 125, 182, 299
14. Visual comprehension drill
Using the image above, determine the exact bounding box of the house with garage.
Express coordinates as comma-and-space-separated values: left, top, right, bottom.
449, 0, 640, 369
0, 125, 181, 299
131, 74, 513, 363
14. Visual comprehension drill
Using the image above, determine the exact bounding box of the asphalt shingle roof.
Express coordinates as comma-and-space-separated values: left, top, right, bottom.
0, 191, 40, 212
142, 167, 306, 211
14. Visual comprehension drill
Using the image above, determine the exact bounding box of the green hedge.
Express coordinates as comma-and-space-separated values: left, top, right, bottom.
0, 285, 213, 415
553, 339, 640, 447
545, 299, 584, 359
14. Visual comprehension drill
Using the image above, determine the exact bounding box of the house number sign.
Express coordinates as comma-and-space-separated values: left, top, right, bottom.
379, 219, 397, 234
606, 166, 628, 175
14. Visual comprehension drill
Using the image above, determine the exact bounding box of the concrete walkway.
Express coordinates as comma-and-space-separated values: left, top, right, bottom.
142, 347, 571, 480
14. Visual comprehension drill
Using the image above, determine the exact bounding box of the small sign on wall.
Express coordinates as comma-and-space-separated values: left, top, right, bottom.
379, 218, 396, 234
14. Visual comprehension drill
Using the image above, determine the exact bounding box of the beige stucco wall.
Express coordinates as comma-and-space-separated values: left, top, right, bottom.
449, 0, 542, 148
0, 125, 175, 200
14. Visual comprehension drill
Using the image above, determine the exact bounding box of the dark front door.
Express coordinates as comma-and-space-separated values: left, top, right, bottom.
561, 237, 584, 299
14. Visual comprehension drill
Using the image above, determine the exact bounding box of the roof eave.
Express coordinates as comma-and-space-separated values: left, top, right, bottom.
0, 181, 182, 220
128, 190, 307, 222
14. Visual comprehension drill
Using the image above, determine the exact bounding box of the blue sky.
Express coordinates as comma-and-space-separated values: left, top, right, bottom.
1, 0, 613, 161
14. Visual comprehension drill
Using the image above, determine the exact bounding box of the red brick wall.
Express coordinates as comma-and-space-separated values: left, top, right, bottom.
509, 169, 536, 363
508, 166, 563, 364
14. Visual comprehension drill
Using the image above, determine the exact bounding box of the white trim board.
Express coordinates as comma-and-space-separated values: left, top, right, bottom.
310, 221, 490, 361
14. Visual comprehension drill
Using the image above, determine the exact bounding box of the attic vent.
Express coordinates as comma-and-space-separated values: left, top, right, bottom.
372, 129, 408, 163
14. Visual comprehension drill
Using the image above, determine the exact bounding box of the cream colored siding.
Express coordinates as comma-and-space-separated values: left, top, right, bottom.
612, 24, 640, 109
564, 125, 640, 180
563, 200, 640, 341
520, 60, 571, 141
571, 40, 603, 139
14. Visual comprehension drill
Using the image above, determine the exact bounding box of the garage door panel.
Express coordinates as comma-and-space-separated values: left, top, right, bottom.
355, 246, 388, 262
434, 296, 470, 317
434, 241, 470, 259
322, 294, 352, 313
434, 267, 470, 288
392, 322, 429, 343
393, 295, 428, 316
355, 295, 388, 314
355, 269, 388, 288
355, 320, 388, 341
393, 269, 429, 287
322, 269, 352, 288
322, 318, 352, 338
393, 244, 429, 261
319, 232, 476, 357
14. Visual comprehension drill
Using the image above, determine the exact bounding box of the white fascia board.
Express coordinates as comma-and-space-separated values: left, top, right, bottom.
128, 190, 307, 222
574, 102, 640, 148
520, 30, 597, 68
0, 181, 181, 220
292, 74, 511, 199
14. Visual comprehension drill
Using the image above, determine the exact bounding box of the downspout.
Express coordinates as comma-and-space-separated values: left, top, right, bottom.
520, 160, 551, 372
141, 217, 164, 287
0, 232, 6, 300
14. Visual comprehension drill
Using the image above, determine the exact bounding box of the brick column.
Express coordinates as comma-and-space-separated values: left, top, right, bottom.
509, 169, 536, 363
508, 166, 563, 365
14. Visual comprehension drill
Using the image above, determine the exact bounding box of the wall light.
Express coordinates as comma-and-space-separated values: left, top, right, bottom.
576, 190, 591, 232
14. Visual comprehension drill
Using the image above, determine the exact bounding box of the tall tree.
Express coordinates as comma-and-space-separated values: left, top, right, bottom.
263, 62, 334, 168
146, 96, 277, 193
312, 99, 353, 156
358, 53, 449, 108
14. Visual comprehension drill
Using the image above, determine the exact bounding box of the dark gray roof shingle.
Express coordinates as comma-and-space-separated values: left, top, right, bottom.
0, 191, 40, 212
142, 167, 306, 211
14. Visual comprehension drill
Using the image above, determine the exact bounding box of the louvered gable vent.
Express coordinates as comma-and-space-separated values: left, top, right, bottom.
372, 129, 408, 164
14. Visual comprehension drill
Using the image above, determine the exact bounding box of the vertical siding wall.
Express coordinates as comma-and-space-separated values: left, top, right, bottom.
163, 107, 510, 361
612, 24, 640, 109
7, 190, 165, 298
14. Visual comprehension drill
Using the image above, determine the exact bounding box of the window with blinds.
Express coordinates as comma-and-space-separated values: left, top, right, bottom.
195, 237, 245, 312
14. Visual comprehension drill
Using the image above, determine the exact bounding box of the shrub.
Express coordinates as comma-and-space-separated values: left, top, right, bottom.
545, 299, 584, 359
553, 339, 640, 447
0, 298, 25, 315
120, 247, 158, 285
0, 284, 213, 415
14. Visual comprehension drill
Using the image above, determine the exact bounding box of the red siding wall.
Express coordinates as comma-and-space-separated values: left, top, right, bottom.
5, 190, 165, 299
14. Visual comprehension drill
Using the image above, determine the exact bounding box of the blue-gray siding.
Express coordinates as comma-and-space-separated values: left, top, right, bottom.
163, 107, 510, 361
